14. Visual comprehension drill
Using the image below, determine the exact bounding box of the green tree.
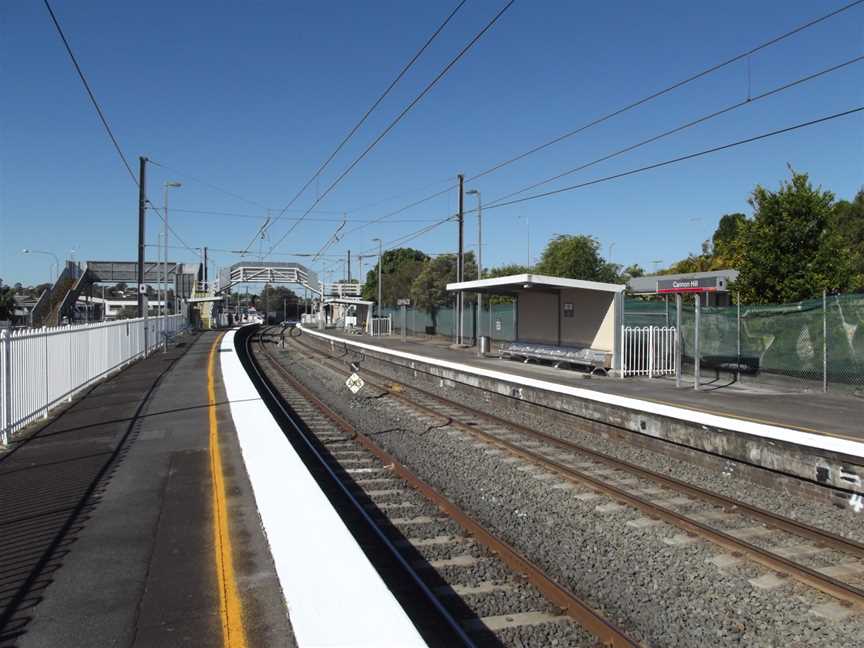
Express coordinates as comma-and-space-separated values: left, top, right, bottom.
623, 264, 644, 279
362, 247, 429, 306
482, 263, 530, 304
830, 189, 864, 290
0, 285, 15, 320
410, 252, 477, 330
732, 172, 851, 303
534, 234, 621, 283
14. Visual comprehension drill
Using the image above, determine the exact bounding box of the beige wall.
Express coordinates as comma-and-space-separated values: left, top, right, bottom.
517, 287, 617, 351
517, 291, 559, 344
558, 288, 615, 351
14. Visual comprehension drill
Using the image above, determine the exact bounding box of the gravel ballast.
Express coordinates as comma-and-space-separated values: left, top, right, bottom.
275, 333, 864, 647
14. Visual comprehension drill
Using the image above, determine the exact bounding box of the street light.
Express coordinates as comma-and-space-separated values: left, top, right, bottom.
372, 238, 383, 319
22, 248, 60, 285
466, 189, 482, 340
163, 181, 182, 351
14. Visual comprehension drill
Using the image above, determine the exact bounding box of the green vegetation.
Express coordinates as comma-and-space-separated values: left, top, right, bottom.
362, 247, 429, 306
534, 234, 621, 283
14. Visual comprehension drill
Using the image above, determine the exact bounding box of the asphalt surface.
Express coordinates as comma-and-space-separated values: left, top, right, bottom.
0, 330, 293, 648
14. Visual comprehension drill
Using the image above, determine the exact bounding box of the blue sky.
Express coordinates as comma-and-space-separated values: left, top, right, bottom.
2, 0, 863, 286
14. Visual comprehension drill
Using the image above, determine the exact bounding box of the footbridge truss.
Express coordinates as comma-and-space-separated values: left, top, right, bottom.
218, 261, 322, 296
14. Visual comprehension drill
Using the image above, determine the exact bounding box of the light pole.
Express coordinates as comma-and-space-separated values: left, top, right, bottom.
22, 248, 60, 286
163, 181, 182, 351
372, 238, 383, 319
466, 189, 482, 340
608, 242, 615, 264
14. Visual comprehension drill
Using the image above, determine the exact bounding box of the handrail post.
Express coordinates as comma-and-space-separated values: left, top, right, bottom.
1, 330, 11, 445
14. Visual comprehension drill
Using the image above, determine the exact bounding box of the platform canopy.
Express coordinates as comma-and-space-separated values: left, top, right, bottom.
447, 273, 625, 295
447, 273, 624, 370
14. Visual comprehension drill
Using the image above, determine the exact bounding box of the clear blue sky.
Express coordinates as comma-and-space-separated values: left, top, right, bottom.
2, 0, 863, 287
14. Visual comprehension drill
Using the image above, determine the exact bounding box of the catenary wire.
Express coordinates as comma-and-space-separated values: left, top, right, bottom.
266, 0, 515, 258
268, 0, 468, 235
465, 0, 864, 183
480, 106, 864, 212
42, 0, 137, 186
485, 55, 864, 207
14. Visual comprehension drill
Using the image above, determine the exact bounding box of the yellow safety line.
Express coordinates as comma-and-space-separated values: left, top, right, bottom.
208, 333, 248, 648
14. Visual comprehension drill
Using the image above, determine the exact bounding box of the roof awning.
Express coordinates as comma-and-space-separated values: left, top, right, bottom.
446, 273, 625, 296
324, 298, 374, 305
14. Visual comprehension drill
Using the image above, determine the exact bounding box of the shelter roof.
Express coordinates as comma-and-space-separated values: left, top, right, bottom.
446, 273, 625, 295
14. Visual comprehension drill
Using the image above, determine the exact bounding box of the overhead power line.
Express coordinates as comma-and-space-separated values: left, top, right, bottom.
42, 0, 137, 185
266, 0, 516, 258
465, 0, 864, 183
148, 159, 270, 210
480, 106, 864, 212
486, 55, 864, 207
165, 207, 445, 223
269, 0, 468, 234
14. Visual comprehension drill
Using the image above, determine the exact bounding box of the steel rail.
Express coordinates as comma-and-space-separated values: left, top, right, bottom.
242, 330, 477, 648
285, 330, 864, 611
255, 328, 640, 648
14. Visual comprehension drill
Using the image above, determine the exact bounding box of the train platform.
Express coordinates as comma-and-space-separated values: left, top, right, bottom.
0, 327, 441, 648
299, 327, 864, 499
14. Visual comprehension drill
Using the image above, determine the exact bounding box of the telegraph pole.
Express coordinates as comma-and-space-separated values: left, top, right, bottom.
203, 246, 208, 285
457, 173, 465, 345
137, 156, 147, 317
347, 250, 351, 283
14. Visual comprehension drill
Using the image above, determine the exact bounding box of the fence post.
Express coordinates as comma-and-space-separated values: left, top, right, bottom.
823, 289, 828, 393
648, 326, 654, 378
43, 329, 50, 418
675, 294, 682, 388
620, 325, 626, 379
735, 292, 741, 381
2, 330, 11, 445
694, 294, 701, 391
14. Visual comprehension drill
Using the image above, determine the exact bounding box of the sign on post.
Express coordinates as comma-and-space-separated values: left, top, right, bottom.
345, 372, 365, 394
657, 276, 726, 293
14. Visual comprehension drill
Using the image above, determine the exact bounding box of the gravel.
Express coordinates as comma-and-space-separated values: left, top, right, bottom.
274, 335, 864, 647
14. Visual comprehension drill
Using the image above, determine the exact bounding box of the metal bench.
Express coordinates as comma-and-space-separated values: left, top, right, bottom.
501, 342, 612, 373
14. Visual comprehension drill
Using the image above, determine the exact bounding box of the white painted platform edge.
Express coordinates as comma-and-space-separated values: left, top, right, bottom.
301, 327, 864, 460
219, 330, 428, 648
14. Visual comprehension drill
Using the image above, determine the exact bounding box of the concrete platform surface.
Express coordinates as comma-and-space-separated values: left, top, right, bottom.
0, 331, 293, 648
308, 329, 864, 445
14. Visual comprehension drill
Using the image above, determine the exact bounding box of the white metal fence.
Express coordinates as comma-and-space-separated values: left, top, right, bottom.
1, 315, 184, 444
621, 326, 677, 378
369, 316, 392, 337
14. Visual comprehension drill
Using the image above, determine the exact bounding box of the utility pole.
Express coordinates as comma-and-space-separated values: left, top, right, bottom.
203, 247, 208, 286
457, 174, 465, 345
137, 156, 147, 317
347, 250, 351, 283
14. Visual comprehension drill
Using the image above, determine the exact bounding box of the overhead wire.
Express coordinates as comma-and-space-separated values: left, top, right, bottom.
479, 107, 864, 212
484, 54, 864, 207
42, 0, 137, 185
148, 159, 271, 210
268, 0, 468, 235
266, 0, 516, 258
464, 0, 864, 184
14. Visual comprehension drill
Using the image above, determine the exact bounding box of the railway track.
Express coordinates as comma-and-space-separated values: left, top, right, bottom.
242, 327, 639, 648
282, 327, 864, 617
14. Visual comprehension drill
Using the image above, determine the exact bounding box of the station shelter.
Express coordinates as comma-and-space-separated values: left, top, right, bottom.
446, 274, 625, 372
321, 298, 374, 331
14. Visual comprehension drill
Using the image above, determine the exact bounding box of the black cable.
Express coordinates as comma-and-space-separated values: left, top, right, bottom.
42, 0, 137, 186
266, 0, 515, 258
482, 106, 864, 212
148, 159, 270, 210
270, 0, 468, 231
166, 207, 446, 223
486, 55, 864, 207
466, 0, 864, 183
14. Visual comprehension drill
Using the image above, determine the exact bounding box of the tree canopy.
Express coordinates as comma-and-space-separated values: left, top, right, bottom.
730, 172, 852, 303
534, 234, 621, 283
362, 247, 429, 306
410, 252, 477, 323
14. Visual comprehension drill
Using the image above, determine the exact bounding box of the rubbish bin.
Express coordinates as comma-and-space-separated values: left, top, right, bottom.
479, 335, 491, 356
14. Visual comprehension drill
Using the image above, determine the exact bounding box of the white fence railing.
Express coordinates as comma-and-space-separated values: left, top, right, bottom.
369, 316, 392, 337
621, 326, 677, 378
1, 315, 184, 444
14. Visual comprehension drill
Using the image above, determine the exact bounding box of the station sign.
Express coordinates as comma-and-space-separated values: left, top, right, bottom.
656, 276, 727, 293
